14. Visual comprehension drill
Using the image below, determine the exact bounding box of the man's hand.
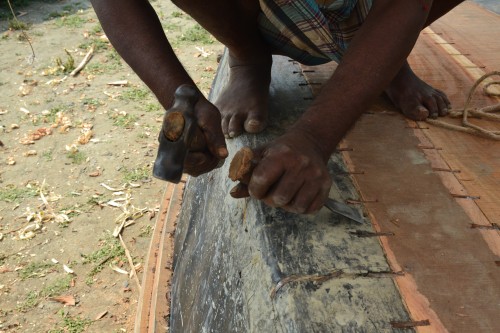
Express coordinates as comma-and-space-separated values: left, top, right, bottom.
247, 130, 332, 214
184, 98, 228, 176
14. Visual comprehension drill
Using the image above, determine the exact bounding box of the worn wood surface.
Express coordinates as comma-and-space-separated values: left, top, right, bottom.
169, 54, 412, 333
135, 182, 184, 333
299, 2, 500, 332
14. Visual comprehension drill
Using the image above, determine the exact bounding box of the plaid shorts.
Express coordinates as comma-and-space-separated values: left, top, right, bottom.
258, 0, 373, 65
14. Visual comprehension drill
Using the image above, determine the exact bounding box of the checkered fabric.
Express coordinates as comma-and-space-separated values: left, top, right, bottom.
258, 0, 373, 65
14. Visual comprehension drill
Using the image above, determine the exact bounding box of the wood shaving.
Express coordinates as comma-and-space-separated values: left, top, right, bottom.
49, 295, 76, 306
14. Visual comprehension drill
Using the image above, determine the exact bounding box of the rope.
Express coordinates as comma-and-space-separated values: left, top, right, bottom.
426, 71, 500, 140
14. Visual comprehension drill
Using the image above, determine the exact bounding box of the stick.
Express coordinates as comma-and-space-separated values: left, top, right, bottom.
119, 234, 141, 291
70, 45, 95, 77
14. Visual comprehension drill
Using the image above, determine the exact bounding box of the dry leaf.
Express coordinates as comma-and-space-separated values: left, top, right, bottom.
49, 295, 76, 306
24, 127, 52, 142
78, 129, 93, 144
88, 170, 101, 177
0, 266, 11, 273
19, 138, 35, 145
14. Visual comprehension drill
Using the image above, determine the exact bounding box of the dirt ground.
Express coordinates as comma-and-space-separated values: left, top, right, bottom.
0, 1, 223, 332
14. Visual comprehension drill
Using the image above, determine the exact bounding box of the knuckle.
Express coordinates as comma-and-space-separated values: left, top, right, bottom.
273, 194, 291, 207
298, 155, 311, 168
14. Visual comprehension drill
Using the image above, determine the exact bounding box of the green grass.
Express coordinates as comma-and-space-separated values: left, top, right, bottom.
110, 112, 138, 129
66, 151, 86, 164
47, 11, 64, 19
120, 87, 150, 102
49, 312, 92, 333
162, 21, 180, 32
144, 102, 161, 112
42, 276, 73, 297
19, 261, 54, 280
86, 193, 105, 207
42, 149, 54, 161
56, 49, 75, 74
179, 24, 214, 44
122, 165, 151, 183
171, 11, 183, 18
85, 51, 122, 75
82, 97, 102, 109
54, 14, 86, 29
81, 233, 126, 285
139, 225, 153, 237
42, 105, 66, 124
17, 276, 72, 312
78, 38, 110, 53
0, 184, 37, 203
8, 18, 30, 30
91, 23, 103, 35
18, 290, 39, 312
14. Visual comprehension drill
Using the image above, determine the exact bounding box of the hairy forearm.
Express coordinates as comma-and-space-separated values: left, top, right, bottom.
294, 0, 431, 157
90, 0, 194, 108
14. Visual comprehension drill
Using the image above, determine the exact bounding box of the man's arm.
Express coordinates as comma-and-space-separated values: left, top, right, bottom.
90, 0, 227, 173
248, 0, 432, 213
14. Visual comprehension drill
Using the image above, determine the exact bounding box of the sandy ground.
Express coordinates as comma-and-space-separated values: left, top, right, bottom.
0, 1, 223, 332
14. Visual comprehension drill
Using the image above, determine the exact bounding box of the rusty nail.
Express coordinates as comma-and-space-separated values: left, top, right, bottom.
452, 194, 480, 199
391, 320, 431, 328
470, 223, 500, 230
350, 230, 395, 238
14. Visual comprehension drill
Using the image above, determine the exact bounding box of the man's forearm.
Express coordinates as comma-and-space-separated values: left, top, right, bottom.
294, 0, 431, 157
91, 0, 194, 108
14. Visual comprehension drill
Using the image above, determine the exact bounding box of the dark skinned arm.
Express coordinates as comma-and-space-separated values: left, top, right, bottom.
248, 0, 431, 213
90, 0, 227, 175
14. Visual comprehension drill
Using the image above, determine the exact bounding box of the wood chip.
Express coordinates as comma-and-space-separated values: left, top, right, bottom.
49, 295, 76, 306
94, 310, 108, 320
63, 264, 75, 274
110, 264, 129, 275
23, 150, 37, 157
88, 170, 101, 177
107, 80, 129, 86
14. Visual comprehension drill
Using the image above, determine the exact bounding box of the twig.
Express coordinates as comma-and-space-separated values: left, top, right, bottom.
70, 45, 95, 77
7, 0, 35, 63
119, 234, 141, 291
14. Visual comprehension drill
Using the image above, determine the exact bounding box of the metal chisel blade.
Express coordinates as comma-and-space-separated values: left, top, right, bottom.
324, 198, 364, 224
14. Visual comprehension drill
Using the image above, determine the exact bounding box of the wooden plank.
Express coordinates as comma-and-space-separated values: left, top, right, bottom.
430, 2, 500, 74
135, 181, 184, 333
169, 53, 412, 332
299, 2, 500, 332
